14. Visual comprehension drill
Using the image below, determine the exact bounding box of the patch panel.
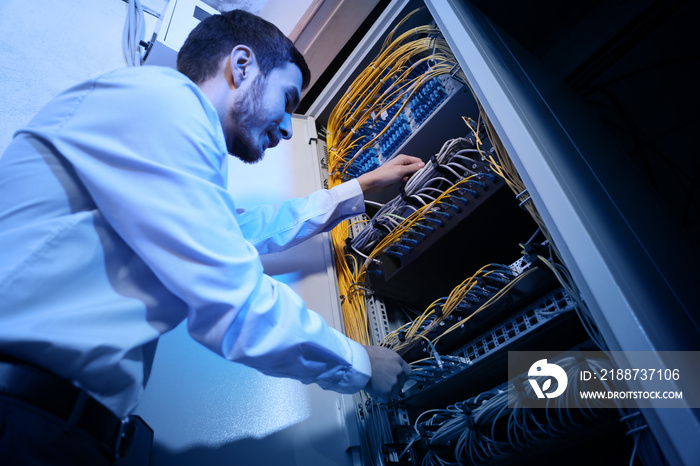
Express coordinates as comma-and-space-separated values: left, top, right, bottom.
398, 285, 573, 390
338, 73, 461, 179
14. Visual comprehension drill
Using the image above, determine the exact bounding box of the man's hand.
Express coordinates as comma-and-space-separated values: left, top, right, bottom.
356, 154, 425, 195
363, 345, 412, 402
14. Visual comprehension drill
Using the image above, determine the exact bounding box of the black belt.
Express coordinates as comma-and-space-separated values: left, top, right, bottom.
0, 356, 135, 458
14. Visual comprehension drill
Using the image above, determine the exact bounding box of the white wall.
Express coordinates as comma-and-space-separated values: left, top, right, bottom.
259, 0, 312, 36
0, 0, 133, 151
202, 0, 267, 14
0, 0, 274, 152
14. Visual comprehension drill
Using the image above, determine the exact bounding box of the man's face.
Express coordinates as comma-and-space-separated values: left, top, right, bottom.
225, 62, 303, 164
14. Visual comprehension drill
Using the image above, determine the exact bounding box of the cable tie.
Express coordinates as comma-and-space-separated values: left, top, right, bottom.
518, 195, 531, 207
516, 188, 528, 199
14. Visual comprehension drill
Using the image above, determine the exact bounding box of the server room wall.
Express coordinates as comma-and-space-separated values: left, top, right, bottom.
0, 0, 136, 151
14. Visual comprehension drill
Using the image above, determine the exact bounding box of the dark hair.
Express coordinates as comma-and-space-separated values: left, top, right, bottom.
177, 9, 310, 89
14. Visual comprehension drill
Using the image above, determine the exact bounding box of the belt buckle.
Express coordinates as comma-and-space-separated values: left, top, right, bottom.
113, 416, 134, 459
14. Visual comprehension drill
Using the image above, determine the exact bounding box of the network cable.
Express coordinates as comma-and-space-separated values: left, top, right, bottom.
122, 0, 146, 66
325, 9, 459, 344
466, 114, 608, 350
380, 262, 527, 354
410, 356, 626, 465
350, 136, 494, 257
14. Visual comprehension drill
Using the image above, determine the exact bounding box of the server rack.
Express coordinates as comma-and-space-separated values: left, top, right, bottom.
304, 0, 699, 464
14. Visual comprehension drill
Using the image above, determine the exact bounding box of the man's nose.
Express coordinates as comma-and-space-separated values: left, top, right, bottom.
279, 113, 293, 139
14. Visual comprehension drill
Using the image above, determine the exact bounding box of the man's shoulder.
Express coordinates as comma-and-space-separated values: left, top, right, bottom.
98, 66, 194, 92
92, 66, 211, 116
22, 65, 216, 141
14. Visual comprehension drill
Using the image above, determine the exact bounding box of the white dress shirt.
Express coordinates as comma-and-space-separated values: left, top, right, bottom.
0, 66, 370, 418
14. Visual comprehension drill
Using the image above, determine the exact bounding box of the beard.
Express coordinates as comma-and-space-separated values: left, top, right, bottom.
226, 75, 267, 164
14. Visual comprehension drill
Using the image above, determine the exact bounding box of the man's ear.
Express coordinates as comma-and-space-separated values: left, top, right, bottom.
225, 45, 255, 90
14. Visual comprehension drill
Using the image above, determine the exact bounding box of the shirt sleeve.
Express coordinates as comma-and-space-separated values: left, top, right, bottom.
30, 68, 371, 394
236, 179, 364, 254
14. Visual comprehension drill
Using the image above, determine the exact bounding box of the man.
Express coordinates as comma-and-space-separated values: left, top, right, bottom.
0, 9, 421, 465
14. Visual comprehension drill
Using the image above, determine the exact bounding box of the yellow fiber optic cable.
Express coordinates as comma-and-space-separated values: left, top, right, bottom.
326, 12, 468, 344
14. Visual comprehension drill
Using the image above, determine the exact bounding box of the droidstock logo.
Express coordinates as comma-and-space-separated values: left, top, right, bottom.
528, 359, 568, 399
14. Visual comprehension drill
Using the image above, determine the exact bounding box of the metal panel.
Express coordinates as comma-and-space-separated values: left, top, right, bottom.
136, 116, 360, 466
304, 0, 414, 119
424, 1, 700, 464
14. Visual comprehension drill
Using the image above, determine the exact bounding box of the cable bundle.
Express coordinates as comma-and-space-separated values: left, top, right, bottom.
122, 0, 146, 66
331, 218, 372, 345
414, 357, 623, 465
326, 9, 466, 183
354, 391, 396, 466
350, 136, 496, 260
325, 9, 465, 344
473, 114, 606, 349
330, 144, 492, 344
380, 262, 537, 355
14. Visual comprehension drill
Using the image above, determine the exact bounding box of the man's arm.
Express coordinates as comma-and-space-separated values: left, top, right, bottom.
356, 154, 425, 195
236, 154, 425, 254
235, 179, 364, 254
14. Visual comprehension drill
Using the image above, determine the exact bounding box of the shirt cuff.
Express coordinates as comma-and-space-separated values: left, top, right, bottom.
339, 336, 372, 393
330, 179, 365, 218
